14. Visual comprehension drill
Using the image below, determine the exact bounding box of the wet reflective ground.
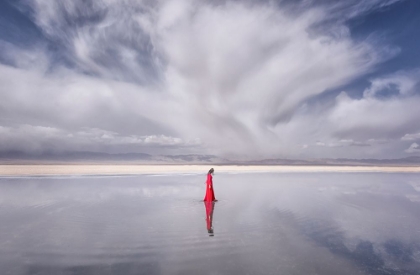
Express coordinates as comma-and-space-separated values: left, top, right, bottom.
1, 172, 420, 275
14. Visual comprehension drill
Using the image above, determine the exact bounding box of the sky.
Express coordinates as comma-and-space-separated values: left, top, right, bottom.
0, 0, 420, 160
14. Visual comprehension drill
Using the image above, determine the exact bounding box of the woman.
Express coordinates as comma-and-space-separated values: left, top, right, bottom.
204, 168, 217, 202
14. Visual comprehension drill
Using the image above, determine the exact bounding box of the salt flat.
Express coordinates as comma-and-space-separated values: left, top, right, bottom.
1, 173, 420, 274
0, 164, 420, 176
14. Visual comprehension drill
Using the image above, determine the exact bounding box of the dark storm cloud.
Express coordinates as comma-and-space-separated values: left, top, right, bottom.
0, 0, 419, 158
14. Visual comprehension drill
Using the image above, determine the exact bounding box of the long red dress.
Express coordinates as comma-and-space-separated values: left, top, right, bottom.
203, 173, 216, 201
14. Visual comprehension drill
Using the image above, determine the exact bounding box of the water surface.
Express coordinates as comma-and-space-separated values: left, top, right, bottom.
1, 173, 420, 275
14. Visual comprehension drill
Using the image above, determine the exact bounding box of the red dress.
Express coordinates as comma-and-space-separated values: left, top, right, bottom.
204, 173, 216, 201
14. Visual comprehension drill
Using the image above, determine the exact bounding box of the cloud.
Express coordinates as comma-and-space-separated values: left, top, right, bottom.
405, 143, 420, 154
329, 92, 420, 140
152, 0, 397, 156
0, 125, 199, 154
401, 133, 420, 141
330, 0, 403, 20
0, 0, 414, 158
328, 71, 420, 141
266, 69, 420, 158
363, 70, 420, 98
22, 0, 164, 85
316, 139, 371, 148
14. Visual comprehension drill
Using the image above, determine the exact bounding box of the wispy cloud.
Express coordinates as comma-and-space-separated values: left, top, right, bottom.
0, 0, 417, 159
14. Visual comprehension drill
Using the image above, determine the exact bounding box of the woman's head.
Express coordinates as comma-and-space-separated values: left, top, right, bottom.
208, 168, 214, 175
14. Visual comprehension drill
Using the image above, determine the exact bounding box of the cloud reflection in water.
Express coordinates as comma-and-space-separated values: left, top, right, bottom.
0, 172, 419, 274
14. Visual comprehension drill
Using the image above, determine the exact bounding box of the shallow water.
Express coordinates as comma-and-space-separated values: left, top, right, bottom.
1, 173, 420, 275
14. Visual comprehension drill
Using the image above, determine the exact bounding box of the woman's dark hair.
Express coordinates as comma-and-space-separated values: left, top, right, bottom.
208, 168, 214, 174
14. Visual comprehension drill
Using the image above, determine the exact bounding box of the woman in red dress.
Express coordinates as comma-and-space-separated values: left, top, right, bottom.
204, 168, 217, 202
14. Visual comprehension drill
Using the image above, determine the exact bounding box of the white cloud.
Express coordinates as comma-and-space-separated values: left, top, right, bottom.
0, 125, 198, 154
329, 91, 420, 140
152, 0, 393, 156
363, 70, 420, 98
329, 70, 420, 141
266, 69, 420, 158
315, 139, 370, 148
401, 133, 420, 141
0, 0, 414, 158
405, 143, 420, 154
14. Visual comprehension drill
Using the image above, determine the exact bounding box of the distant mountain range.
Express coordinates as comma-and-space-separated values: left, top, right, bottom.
0, 150, 419, 166
244, 156, 420, 166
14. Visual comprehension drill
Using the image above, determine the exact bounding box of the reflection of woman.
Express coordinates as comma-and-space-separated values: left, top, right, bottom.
204, 201, 215, 237
204, 168, 217, 202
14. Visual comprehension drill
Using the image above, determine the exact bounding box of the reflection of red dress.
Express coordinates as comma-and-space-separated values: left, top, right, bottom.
204, 201, 215, 232
204, 174, 216, 201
